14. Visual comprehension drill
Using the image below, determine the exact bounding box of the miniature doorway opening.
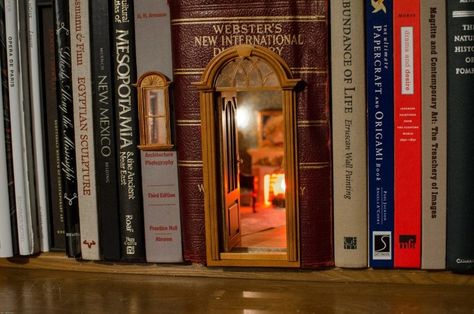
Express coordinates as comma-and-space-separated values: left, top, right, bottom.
194, 45, 300, 266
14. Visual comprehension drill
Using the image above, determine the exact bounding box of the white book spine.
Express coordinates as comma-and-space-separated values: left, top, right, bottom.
69, 0, 100, 260
0, 54, 13, 258
27, 0, 50, 252
330, 0, 368, 267
5, 0, 34, 255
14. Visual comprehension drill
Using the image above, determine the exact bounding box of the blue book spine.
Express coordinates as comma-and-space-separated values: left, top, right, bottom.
365, 0, 394, 268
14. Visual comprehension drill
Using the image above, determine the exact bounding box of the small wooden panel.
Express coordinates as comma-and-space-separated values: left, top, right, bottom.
0, 253, 473, 286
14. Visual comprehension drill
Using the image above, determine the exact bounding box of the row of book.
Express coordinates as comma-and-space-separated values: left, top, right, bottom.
0, 0, 472, 273
332, 0, 473, 272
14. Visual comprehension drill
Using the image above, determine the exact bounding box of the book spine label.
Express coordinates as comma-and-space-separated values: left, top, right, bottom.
393, 0, 422, 268
141, 151, 183, 262
112, 0, 145, 261
421, 0, 446, 270
366, 0, 394, 268
54, 0, 81, 257
330, 0, 367, 268
90, 0, 121, 261
446, 0, 474, 273
170, 0, 333, 267
5, 0, 36, 255
39, 2, 65, 251
28, 0, 50, 253
69, 0, 100, 260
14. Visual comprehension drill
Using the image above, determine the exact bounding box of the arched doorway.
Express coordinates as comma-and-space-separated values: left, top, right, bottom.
194, 45, 300, 267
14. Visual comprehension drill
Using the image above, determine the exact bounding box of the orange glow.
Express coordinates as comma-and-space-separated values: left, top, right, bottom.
263, 173, 285, 206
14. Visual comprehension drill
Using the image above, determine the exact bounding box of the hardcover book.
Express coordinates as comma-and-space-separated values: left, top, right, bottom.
90, 0, 121, 261
38, 0, 65, 251
0, 0, 18, 256
112, 0, 145, 261
421, 0, 446, 270
0, 29, 13, 257
5, 0, 39, 256
134, 0, 183, 262
54, 0, 81, 257
446, 0, 474, 273
331, 0, 367, 268
366, 0, 394, 268
393, 0, 421, 269
69, 0, 100, 260
27, 0, 50, 253
170, 0, 333, 267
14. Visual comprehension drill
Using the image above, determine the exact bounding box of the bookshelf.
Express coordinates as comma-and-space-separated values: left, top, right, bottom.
0, 253, 472, 286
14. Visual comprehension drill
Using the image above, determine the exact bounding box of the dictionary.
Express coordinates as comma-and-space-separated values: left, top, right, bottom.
421, 0, 446, 270
446, 0, 474, 273
170, 0, 332, 268
393, 0, 422, 269
331, 0, 368, 268
366, 0, 394, 268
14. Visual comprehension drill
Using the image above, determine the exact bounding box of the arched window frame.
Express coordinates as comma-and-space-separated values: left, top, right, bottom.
193, 45, 301, 267
136, 72, 173, 151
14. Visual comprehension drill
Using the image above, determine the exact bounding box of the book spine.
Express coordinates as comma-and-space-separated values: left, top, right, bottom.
5, 0, 36, 255
170, 0, 333, 267
18, 0, 40, 255
420, 0, 446, 270
366, 0, 394, 268
0, 32, 13, 257
27, 0, 50, 252
90, 0, 121, 261
38, 0, 64, 251
112, 0, 145, 261
134, 0, 182, 263
69, 0, 100, 260
330, 0, 367, 268
54, 0, 80, 257
0, 0, 19, 256
393, 0, 422, 269
446, 0, 474, 273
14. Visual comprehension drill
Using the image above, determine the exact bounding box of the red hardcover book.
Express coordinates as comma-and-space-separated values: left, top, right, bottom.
169, 0, 332, 267
393, 0, 422, 268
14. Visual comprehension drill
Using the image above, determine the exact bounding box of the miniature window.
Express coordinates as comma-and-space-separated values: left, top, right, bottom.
136, 72, 173, 150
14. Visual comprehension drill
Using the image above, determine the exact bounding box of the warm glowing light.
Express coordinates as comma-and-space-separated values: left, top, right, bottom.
236, 107, 250, 129
272, 174, 286, 195
263, 173, 285, 206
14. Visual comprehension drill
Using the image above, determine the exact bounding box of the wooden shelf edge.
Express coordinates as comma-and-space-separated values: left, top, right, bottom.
0, 253, 472, 286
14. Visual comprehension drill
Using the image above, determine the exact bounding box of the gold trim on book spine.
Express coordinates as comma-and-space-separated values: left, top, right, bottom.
178, 160, 203, 168
297, 120, 328, 127
299, 162, 330, 169
176, 120, 202, 127
171, 16, 325, 25
290, 67, 327, 74
174, 68, 205, 76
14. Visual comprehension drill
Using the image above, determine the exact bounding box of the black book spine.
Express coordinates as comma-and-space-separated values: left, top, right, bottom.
54, 0, 80, 257
446, 1, 474, 273
0, 2, 18, 255
111, 0, 145, 261
90, 0, 121, 261
38, 0, 64, 251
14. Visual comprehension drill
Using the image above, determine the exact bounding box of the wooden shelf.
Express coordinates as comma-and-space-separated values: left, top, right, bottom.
0, 252, 472, 286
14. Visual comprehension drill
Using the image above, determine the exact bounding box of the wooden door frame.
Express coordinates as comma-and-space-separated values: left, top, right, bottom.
193, 45, 300, 267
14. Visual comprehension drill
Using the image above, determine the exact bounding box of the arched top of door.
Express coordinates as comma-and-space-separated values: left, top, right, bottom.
192, 45, 300, 91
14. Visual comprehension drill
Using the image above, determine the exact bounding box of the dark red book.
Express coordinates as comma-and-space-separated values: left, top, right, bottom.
393, 0, 422, 268
169, 0, 332, 268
